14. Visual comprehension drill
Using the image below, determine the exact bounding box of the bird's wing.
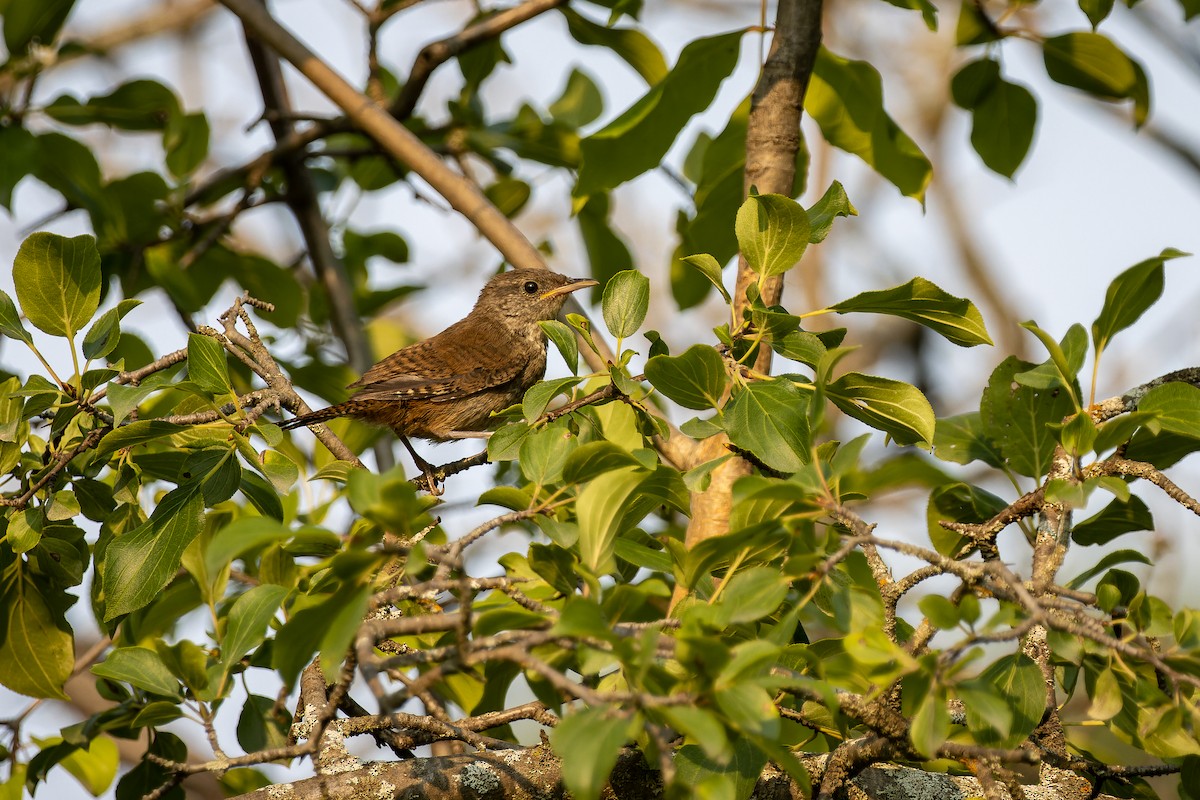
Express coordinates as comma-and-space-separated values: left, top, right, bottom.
348, 361, 525, 403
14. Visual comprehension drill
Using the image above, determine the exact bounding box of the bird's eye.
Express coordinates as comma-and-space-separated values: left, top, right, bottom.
523, 281, 539, 295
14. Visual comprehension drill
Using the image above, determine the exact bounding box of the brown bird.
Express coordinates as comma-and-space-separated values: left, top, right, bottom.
280, 268, 597, 487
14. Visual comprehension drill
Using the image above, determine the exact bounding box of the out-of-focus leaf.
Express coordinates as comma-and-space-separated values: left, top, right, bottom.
806, 47, 932, 201
576, 31, 744, 196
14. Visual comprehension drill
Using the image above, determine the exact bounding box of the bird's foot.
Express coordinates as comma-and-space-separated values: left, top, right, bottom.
398, 435, 445, 496
410, 454, 445, 496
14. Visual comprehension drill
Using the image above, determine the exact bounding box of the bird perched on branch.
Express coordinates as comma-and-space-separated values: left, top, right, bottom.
280, 268, 597, 489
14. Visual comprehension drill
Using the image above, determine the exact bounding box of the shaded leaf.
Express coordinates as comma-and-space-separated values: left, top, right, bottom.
0, 577, 72, 700
1072, 496, 1153, 546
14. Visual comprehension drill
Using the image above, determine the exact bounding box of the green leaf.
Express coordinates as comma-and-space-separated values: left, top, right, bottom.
725, 379, 811, 473
550, 707, 637, 800
550, 68, 604, 128
0, 577, 72, 700
187, 333, 230, 394
522, 376, 581, 422
1092, 249, 1187, 354
91, 647, 181, 698
956, 1, 1001, 44
562, 440, 642, 484
1087, 667, 1122, 721
675, 737, 766, 800
31, 133, 104, 219
205, 517, 293, 578
956, 678, 1013, 740
1042, 32, 1150, 125
736, 192, 811, 278
576, 31, 744, 196
717, 567, 788, 624
1139, 382, 1200, 439
320, 586, 371, 683
805, 181, 857, 243
577, 194, 634, 296
45, 80, 180, 131
933, 412, 1005, 468
601, 269, 650, 338
910, 689, 950, 758
576, 466, 647, 573
82, 299, 141, 361
827, 372, 935, 447
715, 682, 780, 738
103, 484, 205, 619
12, 232, 101, 339
645, 344, 728, 410
484, 176, 531, 218
165, 112, 210, 177
879, 0, 937, 29
3, 0, 76, 54
59, 735, 118, 796
221, 585, 289, 672
1016, 322, 1086, 396
559, 7, 666, 85
926, 482, 1007, 558
952, 59, 1037, 178
529, 543, 578, 595
585, 465, 683, 572
979, 356, 1077, 479
105, 383, 154, 426
519, 419, 577, 486
1072, 496, 1153, 546
0, 126, 37, 211
964, 654, 1044, 747
829, 277, 992, 347
680, 254, 732, 304
918, 595, 960, 629
806, 47, 932, 201
0, 290, 33, 346
272, 584, 367, 688
1079, 0, 1115, 28
540, 320, 579, 374
488, 421, 532, 461
93, 420, 185, 460
674, 98, 758, 308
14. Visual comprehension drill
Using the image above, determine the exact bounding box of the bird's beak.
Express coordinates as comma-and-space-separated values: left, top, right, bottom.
540, 277, 598, 300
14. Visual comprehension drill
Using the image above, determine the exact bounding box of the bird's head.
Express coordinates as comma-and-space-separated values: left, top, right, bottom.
475, 269, 598, 330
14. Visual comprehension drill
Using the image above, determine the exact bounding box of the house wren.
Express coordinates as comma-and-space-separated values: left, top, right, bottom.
279, 269, 597, 471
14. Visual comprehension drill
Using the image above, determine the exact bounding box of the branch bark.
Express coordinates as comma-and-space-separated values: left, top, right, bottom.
678, 0, 824, 593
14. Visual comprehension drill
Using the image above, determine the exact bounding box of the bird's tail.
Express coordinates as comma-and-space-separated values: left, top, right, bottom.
278, 404, 349, 430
